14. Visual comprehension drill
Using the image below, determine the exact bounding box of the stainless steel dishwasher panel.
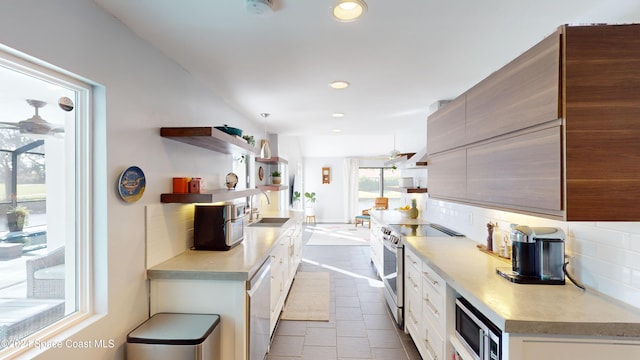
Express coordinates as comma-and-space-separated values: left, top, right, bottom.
247, 258, 271, 360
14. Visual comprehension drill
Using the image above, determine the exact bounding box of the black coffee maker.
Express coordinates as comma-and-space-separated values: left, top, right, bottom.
497, 225, 565, 285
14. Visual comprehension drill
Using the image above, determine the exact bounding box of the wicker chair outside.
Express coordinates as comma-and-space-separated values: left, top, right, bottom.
26, 246, 65, 299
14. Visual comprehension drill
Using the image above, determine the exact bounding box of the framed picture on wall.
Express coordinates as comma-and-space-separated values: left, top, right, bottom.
322, 167, 330, 184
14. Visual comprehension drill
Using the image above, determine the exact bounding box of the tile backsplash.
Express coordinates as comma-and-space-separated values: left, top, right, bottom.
424, 198, 640, 310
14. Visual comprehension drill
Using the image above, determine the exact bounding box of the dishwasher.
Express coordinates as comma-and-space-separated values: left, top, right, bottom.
247, 257, 271, 360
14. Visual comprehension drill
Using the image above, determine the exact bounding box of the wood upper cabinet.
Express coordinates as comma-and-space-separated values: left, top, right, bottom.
427, 149, 466, 201
563, 24, 640, 220
427, 24, 640, 221
467, 126, 562, 214
427, 95, 466, 155
465, 31, 561, 144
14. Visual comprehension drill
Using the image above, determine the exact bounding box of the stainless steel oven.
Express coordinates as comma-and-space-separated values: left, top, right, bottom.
380, 223, 463, 328
381, 228, 403, 327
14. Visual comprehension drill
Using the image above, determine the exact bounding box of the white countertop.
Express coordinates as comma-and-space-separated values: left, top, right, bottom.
147, 216, 294, 281
402, 234, 640, 338
367, 211, 640, 338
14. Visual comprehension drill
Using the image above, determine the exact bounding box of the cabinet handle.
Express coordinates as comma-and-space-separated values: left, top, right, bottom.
423, 338, 438, 360
407, 309, 418, 325
408, 273, 418, 289
407, 254, 418, 265
423, 295, 439, 318
423, 271, 439, 287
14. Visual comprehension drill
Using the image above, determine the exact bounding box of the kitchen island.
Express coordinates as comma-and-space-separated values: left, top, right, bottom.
146, 216, 302, 360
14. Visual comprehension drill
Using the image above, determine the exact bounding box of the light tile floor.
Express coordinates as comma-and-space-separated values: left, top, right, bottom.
267, 225, 421, 360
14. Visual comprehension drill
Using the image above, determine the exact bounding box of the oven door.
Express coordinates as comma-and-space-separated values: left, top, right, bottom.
382, 240, 403, 327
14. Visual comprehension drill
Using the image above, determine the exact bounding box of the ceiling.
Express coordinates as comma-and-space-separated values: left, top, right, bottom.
93, 0, 640, 158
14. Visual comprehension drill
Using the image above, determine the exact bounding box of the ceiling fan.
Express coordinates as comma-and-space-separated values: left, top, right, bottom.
0, 99, 64, 137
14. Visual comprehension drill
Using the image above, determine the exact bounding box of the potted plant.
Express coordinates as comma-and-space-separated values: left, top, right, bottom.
6, 205, 29, 232
292, 191, 301, 207
271, 170, 282, 185
304, 191, 316, 207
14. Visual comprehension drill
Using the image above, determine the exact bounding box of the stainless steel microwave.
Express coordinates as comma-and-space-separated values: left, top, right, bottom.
193, 202, 245, 251
455, 297, 501, 360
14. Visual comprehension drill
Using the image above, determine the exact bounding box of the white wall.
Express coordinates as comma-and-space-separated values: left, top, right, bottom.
0, 1, 261, 359
424, 198, 640, 310
302, 157, 346, 223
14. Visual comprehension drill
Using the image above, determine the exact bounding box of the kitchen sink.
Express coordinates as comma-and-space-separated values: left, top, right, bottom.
248, 217, 289, 227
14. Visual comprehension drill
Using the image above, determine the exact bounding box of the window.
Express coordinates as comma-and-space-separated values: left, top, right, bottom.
358, 167, 401, 210
0, 49, 92, 353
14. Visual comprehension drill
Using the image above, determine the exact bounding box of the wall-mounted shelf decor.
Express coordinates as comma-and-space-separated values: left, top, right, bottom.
257, 185, 289, 192
160, 127, 260, 155
160, 188, 262, 203
256, 156, 288, 164
322, 167, 330, 184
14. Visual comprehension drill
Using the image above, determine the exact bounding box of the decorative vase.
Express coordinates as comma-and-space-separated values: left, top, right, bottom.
272, 176, 281, 185
409, 199, 419, 219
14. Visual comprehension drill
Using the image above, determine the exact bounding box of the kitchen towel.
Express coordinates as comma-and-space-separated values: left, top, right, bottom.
280, 272, 330, 321
305, 223, 370, 246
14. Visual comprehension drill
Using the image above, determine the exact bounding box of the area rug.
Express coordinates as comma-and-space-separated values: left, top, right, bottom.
305, 223, 370, 246
280, 272, 330, 321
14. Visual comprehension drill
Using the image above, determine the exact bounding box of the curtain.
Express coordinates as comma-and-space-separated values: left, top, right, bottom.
343, 158, 360, 223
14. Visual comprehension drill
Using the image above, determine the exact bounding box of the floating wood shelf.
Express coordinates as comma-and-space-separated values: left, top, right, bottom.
257, 185, 289, 192
161, 188, 262, 203
384, 153, 416, 167
160, 127, 259, 155
256, 156, 288, 164
404, 188, 428, 193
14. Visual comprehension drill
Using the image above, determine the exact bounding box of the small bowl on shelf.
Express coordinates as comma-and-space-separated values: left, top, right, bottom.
214, 125, 242, 137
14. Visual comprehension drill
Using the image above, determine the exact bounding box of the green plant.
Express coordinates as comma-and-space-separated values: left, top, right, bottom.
271, 170, 282, 177
7, 205, 29, 228
292, 191, 301, 202
304, 191, 316, 204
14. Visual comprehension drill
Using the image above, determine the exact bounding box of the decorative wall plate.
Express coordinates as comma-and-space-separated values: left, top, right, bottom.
118, 166, 146, 202
258, 166, 264, 181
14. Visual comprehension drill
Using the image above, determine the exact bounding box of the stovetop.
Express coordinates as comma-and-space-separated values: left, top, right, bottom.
388, 223, 465, 238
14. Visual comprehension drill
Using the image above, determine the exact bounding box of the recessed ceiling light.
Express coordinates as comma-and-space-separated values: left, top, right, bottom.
329, 80, 350, 89
332, 129, 342, 133
332, 0, 367, 22
332, 112, 345, 118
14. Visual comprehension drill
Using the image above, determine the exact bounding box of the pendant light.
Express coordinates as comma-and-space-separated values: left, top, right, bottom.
260, 113, 272, 159
389, 134, 400, 159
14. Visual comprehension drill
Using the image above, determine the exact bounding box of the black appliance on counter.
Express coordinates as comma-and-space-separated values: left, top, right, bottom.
380, 223, 464, 328
193, 202, 246, 251
496, 226, 565, 285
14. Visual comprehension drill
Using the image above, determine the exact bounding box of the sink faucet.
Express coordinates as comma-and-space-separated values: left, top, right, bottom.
249, 189, 271, 221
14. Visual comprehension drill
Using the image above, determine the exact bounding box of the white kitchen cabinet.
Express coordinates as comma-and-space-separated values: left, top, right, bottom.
405, 246, 448, 360
369, 217, 383, 278
270, 224, 302, 335
270, 237, 287, 333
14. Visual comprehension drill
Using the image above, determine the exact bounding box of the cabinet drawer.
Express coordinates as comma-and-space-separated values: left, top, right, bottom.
421, 262, 446, 298
405, 259, 422, 300
404, 290, 422, 339
422, 277, 444, 332
420, 315, 445, 360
